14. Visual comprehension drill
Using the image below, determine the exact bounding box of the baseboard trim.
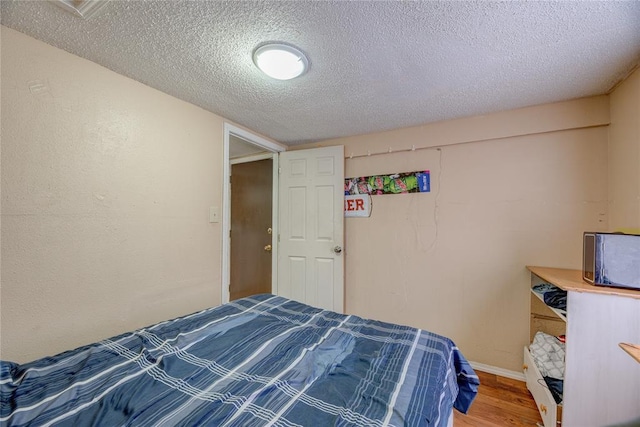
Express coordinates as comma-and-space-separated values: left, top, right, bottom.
469, 361, 526, 382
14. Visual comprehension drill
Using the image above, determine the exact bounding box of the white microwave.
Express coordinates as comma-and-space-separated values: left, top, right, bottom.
583, 232, 640, 290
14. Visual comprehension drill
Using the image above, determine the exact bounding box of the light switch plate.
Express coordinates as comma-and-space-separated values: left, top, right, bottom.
209, 206, 220, 223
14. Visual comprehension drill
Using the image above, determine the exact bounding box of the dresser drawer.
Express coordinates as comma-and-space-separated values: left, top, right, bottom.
523, 346, 561, 427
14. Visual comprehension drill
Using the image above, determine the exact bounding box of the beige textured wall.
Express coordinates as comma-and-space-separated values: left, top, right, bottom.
0, 27, 225, 363
298, 97, 610, 371
609, 68, 640, 231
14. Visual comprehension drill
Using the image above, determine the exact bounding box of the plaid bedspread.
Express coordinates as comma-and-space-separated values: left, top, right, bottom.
1, 294, 478, 426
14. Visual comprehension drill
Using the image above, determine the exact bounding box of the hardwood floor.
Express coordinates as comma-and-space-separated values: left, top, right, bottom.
454, 371, 543, 427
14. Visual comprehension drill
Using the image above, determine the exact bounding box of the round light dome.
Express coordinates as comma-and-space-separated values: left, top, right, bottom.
253, 43, 309, 80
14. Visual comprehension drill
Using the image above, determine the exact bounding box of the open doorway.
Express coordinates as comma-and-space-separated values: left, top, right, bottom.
222, 126, 345, 312
229, 156, 273, 300
222, 124, 284, 304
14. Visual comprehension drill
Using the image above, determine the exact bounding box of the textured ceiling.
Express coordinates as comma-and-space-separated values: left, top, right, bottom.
1, 1, 639, 146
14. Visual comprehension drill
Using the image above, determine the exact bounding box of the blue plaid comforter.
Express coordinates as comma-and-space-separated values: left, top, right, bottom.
1, 294, 478, 426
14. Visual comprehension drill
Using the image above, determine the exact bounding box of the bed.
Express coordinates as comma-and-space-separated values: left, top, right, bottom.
1, 294, 479, 426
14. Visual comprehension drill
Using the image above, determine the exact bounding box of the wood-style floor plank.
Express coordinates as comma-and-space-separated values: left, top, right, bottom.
454, 370, 543, 427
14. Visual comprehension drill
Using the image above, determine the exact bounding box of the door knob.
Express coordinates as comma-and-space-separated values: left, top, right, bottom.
264, 244, 272, 252
333, 246, 342, 254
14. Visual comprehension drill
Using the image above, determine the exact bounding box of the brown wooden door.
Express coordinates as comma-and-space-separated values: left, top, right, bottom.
230, 158, 273, 300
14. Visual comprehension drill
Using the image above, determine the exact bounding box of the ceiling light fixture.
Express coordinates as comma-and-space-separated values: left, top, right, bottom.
253, 43, 309, 81
50, 0, 110, 19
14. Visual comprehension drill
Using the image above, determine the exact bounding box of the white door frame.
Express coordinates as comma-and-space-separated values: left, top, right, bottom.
222, 123, 285, 304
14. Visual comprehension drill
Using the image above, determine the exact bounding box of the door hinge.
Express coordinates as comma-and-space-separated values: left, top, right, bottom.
278, 167, 282, 174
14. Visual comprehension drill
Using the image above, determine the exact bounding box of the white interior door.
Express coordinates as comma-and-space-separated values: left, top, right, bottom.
278, 146, 344, 313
